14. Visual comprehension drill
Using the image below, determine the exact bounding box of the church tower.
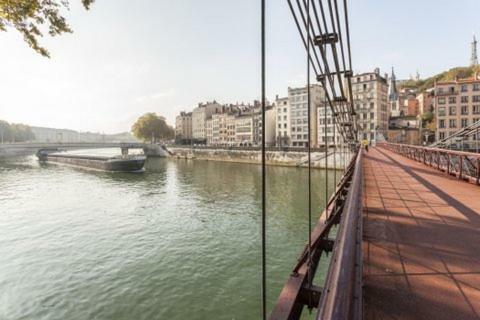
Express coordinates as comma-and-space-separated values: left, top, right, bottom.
388, 67, 400, 117
471, 35, 478, 66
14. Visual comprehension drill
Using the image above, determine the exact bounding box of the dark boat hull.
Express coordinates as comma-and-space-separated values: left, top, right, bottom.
38, 152, 145, 172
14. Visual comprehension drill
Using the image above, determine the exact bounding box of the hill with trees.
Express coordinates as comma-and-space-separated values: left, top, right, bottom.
401, 65, 480, 92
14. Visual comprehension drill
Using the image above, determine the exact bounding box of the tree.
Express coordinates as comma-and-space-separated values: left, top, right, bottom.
131, 113, 174, 143
0, 0, 94, 57
0, 119, 35, 142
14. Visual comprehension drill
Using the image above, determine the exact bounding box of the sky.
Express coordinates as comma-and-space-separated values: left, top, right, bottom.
1, 0, 479, 133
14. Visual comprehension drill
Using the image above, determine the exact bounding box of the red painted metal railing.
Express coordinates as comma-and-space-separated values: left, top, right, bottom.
269, 147, 363, 319
379, 142, 480, 185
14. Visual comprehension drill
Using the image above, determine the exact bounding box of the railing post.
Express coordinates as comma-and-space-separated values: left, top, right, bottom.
458, 156, 463, 180
446, 154, 450, 175
437, 152, 441, 170
477, 158, 480, 185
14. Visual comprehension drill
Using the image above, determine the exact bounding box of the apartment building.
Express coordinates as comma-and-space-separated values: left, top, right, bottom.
352, 68, 389, 142
417, 90, 435, 115
317, 104, 341, 147
192, 101, 222, 143
211, 111, 238, 146
435, 74, 480, 141
275, 96, 291, 147
288, 85, 323, 147
175, 111, 192, 144
206, 118, 213, 145
235, 114, 253, 146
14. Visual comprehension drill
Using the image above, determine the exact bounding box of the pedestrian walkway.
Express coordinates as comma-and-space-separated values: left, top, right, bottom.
362, 147, 480, 320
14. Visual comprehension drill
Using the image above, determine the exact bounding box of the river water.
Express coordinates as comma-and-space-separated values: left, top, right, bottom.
0, 149, 338, 320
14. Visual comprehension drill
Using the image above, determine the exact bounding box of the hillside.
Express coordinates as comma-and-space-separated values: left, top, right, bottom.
401, 65, 480, 91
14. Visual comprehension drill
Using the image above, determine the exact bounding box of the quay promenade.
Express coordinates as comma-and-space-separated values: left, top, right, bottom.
363, 147, 480, 320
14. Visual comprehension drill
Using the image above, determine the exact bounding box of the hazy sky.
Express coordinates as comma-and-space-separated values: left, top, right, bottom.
1, 0, 479, 133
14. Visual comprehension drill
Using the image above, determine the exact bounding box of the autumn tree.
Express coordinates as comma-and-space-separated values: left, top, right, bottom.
0, 0, 94, 57
131, 113, 174, 143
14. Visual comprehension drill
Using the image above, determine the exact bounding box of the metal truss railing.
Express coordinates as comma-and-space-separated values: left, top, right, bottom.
269, 146, 363, 320
380, 142, 480, 185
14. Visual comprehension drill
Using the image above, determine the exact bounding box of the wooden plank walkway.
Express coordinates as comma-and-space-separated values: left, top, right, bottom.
362, 147, 480, 320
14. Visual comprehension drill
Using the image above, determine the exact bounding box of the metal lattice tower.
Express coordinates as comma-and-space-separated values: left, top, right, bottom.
471, 35, 478, 66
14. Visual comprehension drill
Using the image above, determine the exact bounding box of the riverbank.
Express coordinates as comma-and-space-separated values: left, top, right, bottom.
168, 147, 350, 169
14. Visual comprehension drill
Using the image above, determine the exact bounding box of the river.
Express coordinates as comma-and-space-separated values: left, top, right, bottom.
0, 149, 338, 320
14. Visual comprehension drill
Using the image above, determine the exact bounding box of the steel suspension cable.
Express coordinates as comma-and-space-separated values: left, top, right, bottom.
261, 0, 267, 318
324, 81, 329, 219
306, 0, 313, 309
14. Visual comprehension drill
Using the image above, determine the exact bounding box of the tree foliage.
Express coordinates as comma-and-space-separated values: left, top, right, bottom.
0, 119, 35, 142
131, 113, 174, 143
0, 0, 94, 57
401, 65, 480, 92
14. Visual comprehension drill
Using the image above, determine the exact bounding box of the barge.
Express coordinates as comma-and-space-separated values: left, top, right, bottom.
36, 149, 146, 172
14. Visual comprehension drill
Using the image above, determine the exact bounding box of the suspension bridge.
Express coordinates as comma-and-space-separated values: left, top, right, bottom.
260, 1, 480, 319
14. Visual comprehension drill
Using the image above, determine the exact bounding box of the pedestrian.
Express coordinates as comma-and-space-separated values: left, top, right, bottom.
362, 139, 369, 152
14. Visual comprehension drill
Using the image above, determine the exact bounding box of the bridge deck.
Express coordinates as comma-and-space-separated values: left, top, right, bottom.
362, 147, 480, 320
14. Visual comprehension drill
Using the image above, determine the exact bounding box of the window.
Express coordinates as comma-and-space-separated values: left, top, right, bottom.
461, 118, 468, 128
473, 95, 480, 102
461, 84, 468, 92
439, 119, 445, 128
438, 97, 446, 105
461, 106, 469, 115
449, 119, 456, 128
283, 116, 287, 120
461, 96, 469, 103
439, 132, 445, 139
362, 113, 367, 120
448, 97, 457, 104
370, 112, 374, 119
370, 102, 374, 109
473, 106, 480, 114
449, 106, 456, 115
474, 84, 480, 91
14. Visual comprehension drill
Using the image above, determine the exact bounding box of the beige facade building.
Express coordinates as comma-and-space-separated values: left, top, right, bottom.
318, 104, 341, 147
288, 85, 323, 147
435, 75, 480, 141
192, 101, 222, 143
352, 68, 389, 142
206, 118, 213, 145
416, 90, 435, 115
275, 96, 291, 147
235, 114, 253, 146
175, 111, 192, 144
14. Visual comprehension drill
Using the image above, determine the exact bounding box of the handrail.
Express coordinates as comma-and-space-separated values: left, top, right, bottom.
316, 147, 363, 320
269, 147, 363, 320
379, 142, 480, 185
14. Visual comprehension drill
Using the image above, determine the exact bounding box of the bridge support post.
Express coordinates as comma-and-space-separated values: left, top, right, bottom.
477, 159, 480, 185
459, 156, 463, 180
